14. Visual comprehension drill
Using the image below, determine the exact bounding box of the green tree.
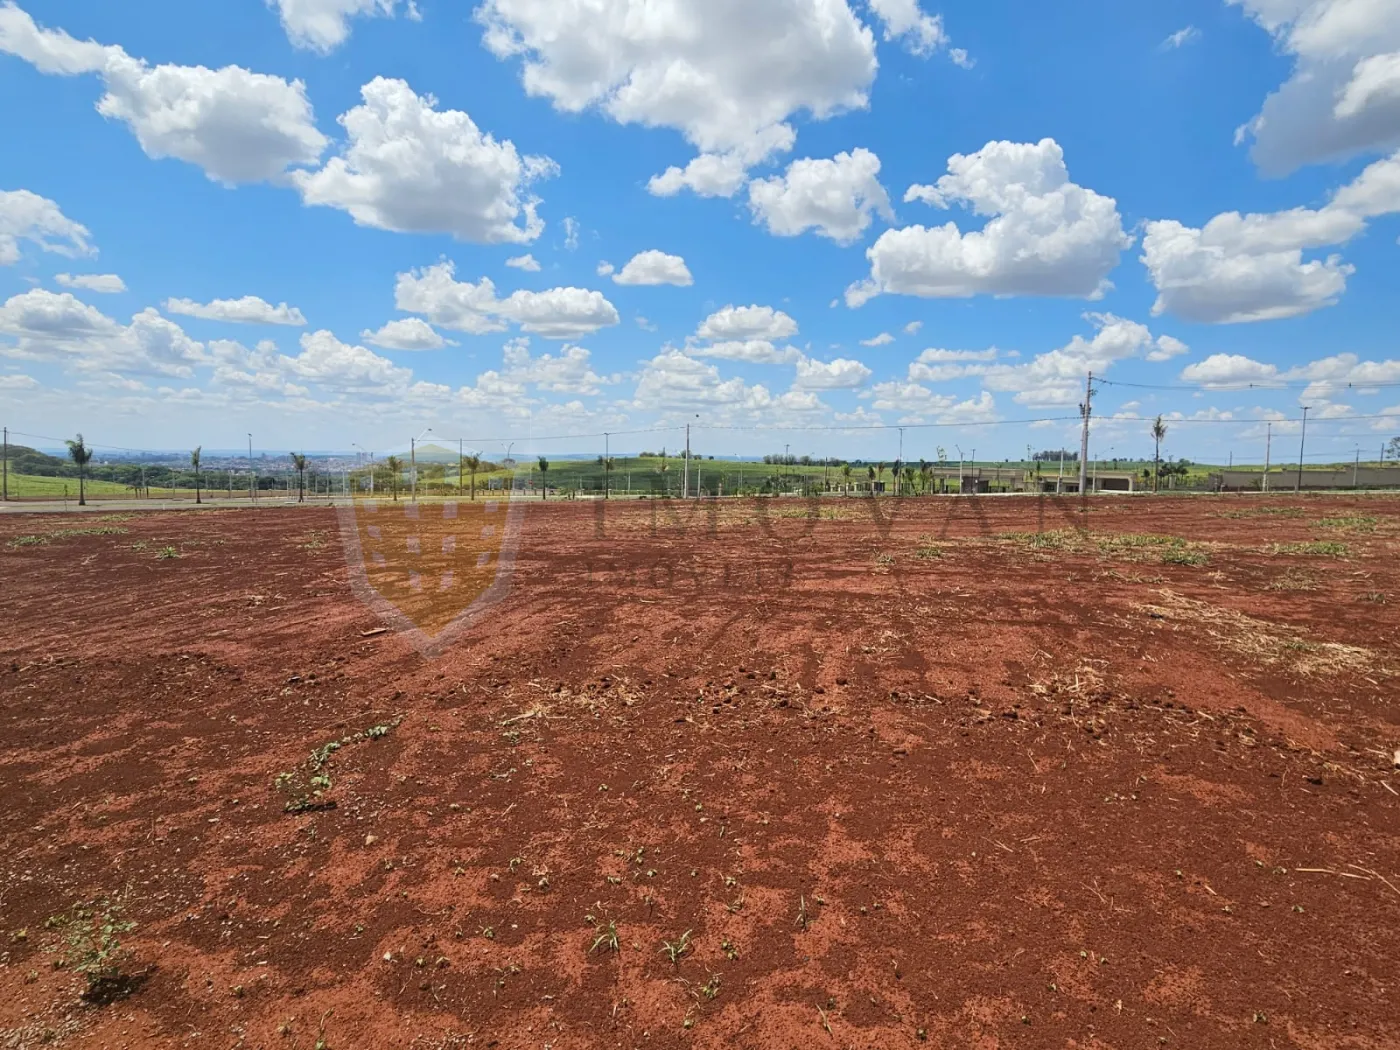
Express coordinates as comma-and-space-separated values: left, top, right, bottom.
841, 463, 852, 491
919, 459, 931, 495
1151, 416, 1168, 494
291, 453, 307, 503
464, 454, 481, 501
597, 454, 617, 498
66, 433, 93, 506
190, 446, 202, 505
538, 455, 549, 499
385, 455, 402, 502
866, 464, 875, 496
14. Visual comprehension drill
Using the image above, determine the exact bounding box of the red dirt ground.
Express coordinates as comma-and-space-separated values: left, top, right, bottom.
1, 494, 1398, 1050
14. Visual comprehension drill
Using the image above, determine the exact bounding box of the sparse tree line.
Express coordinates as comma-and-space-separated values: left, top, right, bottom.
19, 423, 1400, 507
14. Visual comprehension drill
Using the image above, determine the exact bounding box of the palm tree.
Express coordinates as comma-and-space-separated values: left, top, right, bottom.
385, 455, 402, 502
876, 462, 886, 495
1151, 416, 1168, 494
866, 464, 875, 495
463, 454, 480, 501
291, 453, 307, 502
66, 433, 93, 506
891, 458, 903, 496
919, 459, 932, 495
903, 465, 915, 494
538, 455, 549, 499
190, 446, 202, 504
841, 463, 852, 492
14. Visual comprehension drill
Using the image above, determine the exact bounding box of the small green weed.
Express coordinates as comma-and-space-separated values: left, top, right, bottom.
661, 929, 692, 964
276, 717, 402, 813
55, 900, 139, 1004
1269, 541, 1349, 557
913, 534, 943, 559
5, 526, 128, 549
588, 918, 619, 954
155, 546, 180, 560
1317, 515, 1378, 533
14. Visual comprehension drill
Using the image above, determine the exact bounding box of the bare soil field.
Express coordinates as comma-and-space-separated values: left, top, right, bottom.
1, 494, 1398, 1050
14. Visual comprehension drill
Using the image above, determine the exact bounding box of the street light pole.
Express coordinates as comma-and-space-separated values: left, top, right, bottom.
411, 427, 432, 502
604, 431, 610, 500
1263, 423, 1271, 493
1295, 406, 1310, 494
248, 433, 255, 503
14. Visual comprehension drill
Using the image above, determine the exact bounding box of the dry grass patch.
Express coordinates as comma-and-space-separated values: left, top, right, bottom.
1266, 568, 1320, 592
998, 530, 1212, 566
1135, 590, 1374, 677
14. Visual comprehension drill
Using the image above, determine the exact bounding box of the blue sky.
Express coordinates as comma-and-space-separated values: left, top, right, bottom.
1, 0, 1397, 464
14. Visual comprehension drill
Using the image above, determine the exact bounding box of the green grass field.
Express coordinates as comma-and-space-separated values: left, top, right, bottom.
1, 473, 180, 499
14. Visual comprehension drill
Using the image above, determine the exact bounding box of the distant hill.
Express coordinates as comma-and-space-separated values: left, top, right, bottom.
3, 444, 70, 476
410, 443, 466, 465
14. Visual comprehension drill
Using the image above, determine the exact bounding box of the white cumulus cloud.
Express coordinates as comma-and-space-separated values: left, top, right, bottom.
980, 313, 1182, 406
474, 0, 880, 192
394, 261, 620, 339
1229, 0, 1400, 172
55, 273, 125, 293
867, 0, 961, 59
292, 77, 556, 244
696, 304, 799, 342
164, 296, 307, 326
361, 317, 449, 350
748, 148, 893, 244
648, 152, 751, 199
793, 354, 872, 389
269, 0, 416, 54
506, 253, 541, 271
0, 189, 93, 265
1179, 353, 1283, 388
612, 250, 693, 286
0, 4, 329, 184
849, 138, 1131, 305
0, 288, 203, 377
1141, 149, 1399, 323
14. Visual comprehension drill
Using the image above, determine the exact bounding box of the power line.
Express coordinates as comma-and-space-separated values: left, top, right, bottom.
1094, 377, 1400, 393
694, 415, 1080, 433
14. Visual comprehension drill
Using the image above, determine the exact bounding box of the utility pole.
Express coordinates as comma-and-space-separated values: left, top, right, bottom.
898, 427, 904, 494
1295, 406, 1310, 494
604, 432, 610, 500
2, 425, 8, 502
1353, 446, 1361, 488
1077, 371, 1092, 496
1263, 422, 1272, 492
458, 438, 464, 497
411, 437, 417, 502
248, 433, 256, 502
684, 425, 692, 499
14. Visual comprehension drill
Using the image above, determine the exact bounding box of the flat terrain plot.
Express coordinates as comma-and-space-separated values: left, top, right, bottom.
1, 496, 1398, 1049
